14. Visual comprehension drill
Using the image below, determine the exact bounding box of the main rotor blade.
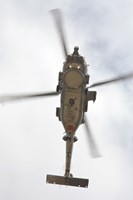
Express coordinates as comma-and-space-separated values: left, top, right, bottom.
50, 9, 68, 58
84, 115, 101, 158
0, 91, 59, 104
89, 72, 133, 88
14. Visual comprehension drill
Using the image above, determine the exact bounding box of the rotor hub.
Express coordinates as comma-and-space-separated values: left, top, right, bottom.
74, 46, 79, 51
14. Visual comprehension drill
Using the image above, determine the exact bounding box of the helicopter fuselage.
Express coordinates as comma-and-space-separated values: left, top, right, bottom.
56, 47, 96, 177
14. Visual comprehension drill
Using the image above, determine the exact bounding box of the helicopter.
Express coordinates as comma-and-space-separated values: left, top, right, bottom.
0, 9, 133, 188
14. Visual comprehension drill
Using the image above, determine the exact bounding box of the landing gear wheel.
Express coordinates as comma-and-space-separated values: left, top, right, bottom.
56, 85, 60, 92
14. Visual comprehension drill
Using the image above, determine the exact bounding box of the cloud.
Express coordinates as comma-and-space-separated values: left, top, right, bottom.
0, 1, 133, 200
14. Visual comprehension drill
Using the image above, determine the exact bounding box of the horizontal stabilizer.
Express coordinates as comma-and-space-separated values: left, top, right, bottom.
46, 174, 89, 188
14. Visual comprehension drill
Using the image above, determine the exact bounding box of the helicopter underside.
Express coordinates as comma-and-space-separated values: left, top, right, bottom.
61, 88, 85, 134
57, 69, 86, 134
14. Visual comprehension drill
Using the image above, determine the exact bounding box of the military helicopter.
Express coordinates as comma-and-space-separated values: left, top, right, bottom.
0, 9, 133, 188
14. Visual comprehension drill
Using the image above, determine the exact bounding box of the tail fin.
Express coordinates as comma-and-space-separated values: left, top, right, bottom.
46, 174, 89, 188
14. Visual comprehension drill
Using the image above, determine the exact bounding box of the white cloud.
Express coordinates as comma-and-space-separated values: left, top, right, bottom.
0, 0, 133, 200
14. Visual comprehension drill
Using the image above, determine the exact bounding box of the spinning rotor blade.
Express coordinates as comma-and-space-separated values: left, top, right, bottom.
89, 72, 133, 88
0, 91, 59, 104
50, 9, 68, 58
84, 115, 101, 158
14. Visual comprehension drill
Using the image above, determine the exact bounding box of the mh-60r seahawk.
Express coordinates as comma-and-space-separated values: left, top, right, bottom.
0, 9, 133, 188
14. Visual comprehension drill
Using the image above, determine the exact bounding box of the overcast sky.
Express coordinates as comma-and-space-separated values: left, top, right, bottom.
0, 0, 133, 200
